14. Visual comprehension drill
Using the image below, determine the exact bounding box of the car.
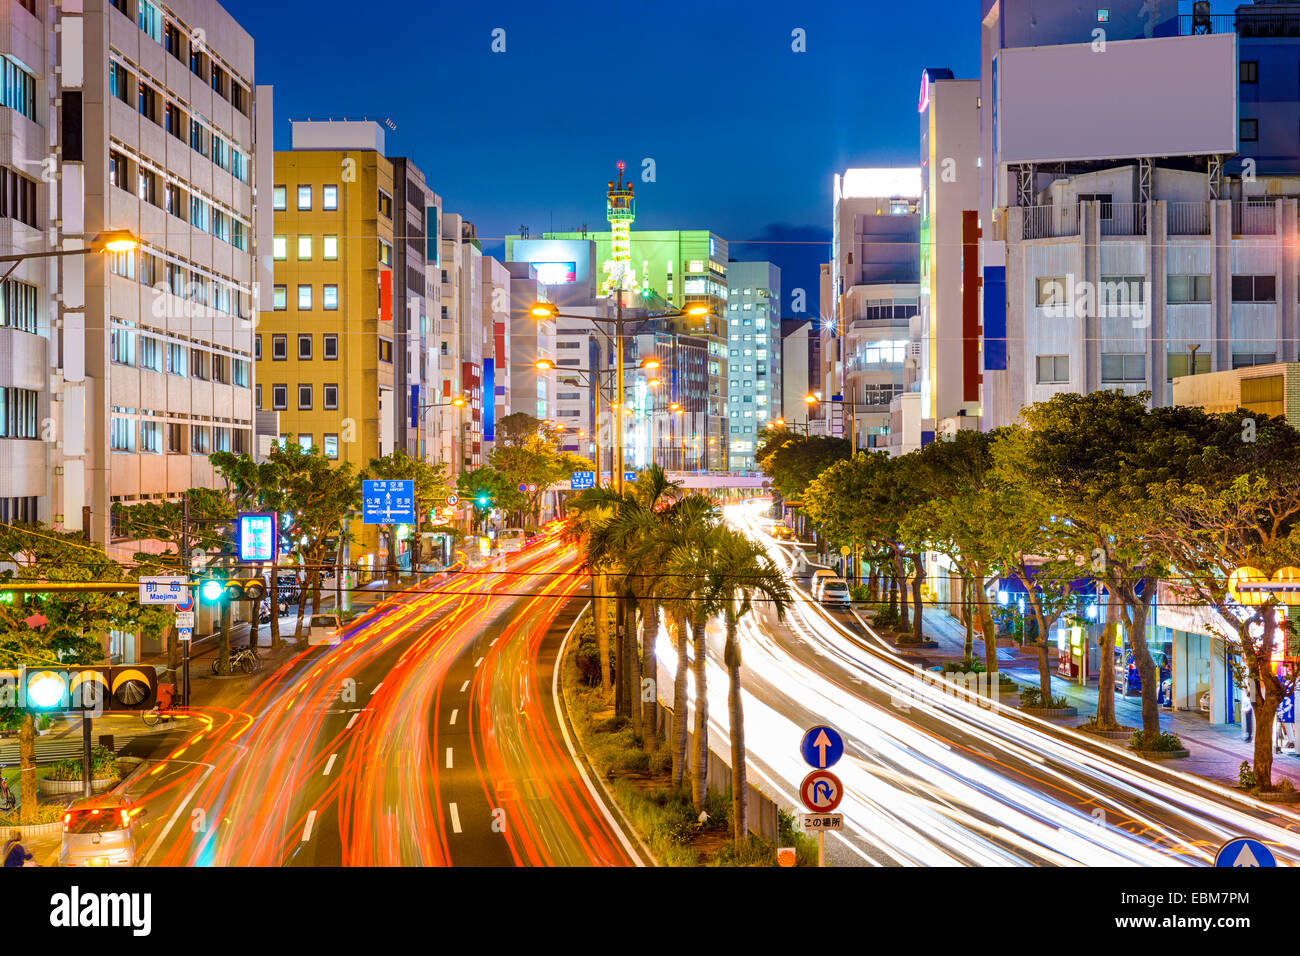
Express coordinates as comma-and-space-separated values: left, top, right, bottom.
498, 528, 526, 554
818, 578, 852, 607
810, 570, 838, 599
307, 613, 342, 646
59, 794, 145, 867
771, 525, 796, 541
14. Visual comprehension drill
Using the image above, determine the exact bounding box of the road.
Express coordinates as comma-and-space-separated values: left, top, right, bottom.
657, 500, 1300, 866
122, 532, 642, 867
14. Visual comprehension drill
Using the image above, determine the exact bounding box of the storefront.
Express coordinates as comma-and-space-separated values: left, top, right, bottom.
992, 570, 1103, 685
1155, 580, 1236, 724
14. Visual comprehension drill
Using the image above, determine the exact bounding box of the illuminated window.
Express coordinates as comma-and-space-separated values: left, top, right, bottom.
323, 285, 338, 310
297, 185, 312, 210
272, 235, 286, 260
272, 186, 286, 211
297, 236, 312, 260
298, 285, 313, 310
323, 185, 338, 210
323, 236, 338, 260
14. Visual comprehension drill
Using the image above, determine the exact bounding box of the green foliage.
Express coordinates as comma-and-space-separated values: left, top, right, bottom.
941, 659, 986, 674
872, 605, 900, 628
1130, 730, 1185, 752
850, 584, 871, 602
47, 746, 119, 782
1239, 760, 1257, 790
1018, 688, 1070, 709
758, 434, 851, 503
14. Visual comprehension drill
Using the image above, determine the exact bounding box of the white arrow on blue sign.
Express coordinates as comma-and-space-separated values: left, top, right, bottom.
1215, 838, 1277, 867
800, 725, 844, 769
570, 471, 594, 490
362, 479, 416, 525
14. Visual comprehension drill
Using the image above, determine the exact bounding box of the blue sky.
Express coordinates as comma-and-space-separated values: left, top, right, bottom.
221, 0, 981, 315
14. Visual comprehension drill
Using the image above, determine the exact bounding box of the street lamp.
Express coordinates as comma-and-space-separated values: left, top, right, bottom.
0, 229, 140, 282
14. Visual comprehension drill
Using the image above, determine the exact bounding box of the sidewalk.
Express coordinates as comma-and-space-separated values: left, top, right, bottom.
886, 603, 1300, 791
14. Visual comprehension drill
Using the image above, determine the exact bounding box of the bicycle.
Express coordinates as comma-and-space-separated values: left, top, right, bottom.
0, 765, 15, 812
211, 646, 261, 675
141, 701, 182, 727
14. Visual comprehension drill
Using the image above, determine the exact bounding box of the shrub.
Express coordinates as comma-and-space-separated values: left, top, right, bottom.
1131, 730, 1184, 752
1239, 760, 1256, 790
47, 746, 119, 782
941, 658, 986, 674
873, 605, 900, 628
1019, 687, 1070, 709
850, 584, 872, 603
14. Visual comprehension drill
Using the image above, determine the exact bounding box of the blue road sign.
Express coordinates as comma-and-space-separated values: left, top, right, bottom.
1215, 838, 1277, 867
570, 471, 594, 490
362, 479, 416, 525
800, 725, 844, 769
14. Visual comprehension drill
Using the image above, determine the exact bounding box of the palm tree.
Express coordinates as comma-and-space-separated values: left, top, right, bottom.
701, 527, 791, 847
566, 488, 621, 698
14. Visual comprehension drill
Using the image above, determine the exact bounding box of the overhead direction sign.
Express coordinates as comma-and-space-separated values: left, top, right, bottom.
800, 725, 844, 770
362, 479, 416, 525
1215, 838, 1277, 868
800, 769, 843, 813
139, 576, 188, 605
570, 471, 594, 490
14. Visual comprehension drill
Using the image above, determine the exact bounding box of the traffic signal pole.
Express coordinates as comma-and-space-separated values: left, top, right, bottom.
81, 710, 93, 798
181, 493, 191, 708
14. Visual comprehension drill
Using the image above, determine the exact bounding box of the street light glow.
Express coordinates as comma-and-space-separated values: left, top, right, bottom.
92, 229, 140, 253
535, 359, 554, 370
530, 302, 558, 319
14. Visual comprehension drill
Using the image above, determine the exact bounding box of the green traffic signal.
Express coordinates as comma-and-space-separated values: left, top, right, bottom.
201, 579, 224, 602
477, 494, 490, 507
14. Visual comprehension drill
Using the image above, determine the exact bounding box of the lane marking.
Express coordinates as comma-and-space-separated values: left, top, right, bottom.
346, 713, 360, 730
446, 747, 454, 769
449, 802, 462, 834
140, 761, 215, 866
490, 638, 498, 646
449, 709, 458, 725
371, 682, 382, 695
460, 680, 470, 692
474, 657, 484, 668
301, 810, 317, 842
323, 753, 337, 776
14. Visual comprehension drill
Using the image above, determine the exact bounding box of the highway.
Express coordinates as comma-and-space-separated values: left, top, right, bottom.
123, 532, 641, 867
657, 500, 1300, 866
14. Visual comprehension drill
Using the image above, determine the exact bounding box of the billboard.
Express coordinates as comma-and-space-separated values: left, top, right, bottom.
996, 33, 1237, 166
237, 513, 277, 563
530, 261, 577, 284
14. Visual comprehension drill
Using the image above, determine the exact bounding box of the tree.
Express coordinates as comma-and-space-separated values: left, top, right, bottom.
490, 420, 591, 530
0, 524, 169, 822
365, 449, 449, 582
700, 527, 790, 847
457, 466, 518, 535
757, 434, 851, 505
1145, 409, 1300, 788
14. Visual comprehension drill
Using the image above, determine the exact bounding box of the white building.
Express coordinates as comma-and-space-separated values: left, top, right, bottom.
724, 261, 781, 470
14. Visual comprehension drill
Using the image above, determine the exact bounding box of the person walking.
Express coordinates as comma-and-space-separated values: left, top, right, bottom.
3, 828, 34, 867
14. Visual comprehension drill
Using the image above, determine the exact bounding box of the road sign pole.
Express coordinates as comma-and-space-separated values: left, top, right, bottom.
81, 713, 93, 798
181, 493, 191, 708
818, 830, 824, 868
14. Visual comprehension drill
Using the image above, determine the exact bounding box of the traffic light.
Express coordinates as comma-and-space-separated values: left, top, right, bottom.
476, 492, 491, 508
201, 576, 265, 602
17, 666, 156, 712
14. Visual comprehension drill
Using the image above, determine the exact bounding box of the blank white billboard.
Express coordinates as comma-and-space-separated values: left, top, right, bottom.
997, 33, 1237, 165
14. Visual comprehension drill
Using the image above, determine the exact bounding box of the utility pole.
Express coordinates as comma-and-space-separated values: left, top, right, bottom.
181, 492, 191, 707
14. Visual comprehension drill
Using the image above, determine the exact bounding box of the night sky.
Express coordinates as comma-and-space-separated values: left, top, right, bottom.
221, 0, 982, 318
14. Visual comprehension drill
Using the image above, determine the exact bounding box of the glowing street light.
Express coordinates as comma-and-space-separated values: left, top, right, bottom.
530, 302, 559, 319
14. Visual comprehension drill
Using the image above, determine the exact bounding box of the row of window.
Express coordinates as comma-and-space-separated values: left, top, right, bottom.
272, 235, 340, 261
109, 323, 250, 385
110, 149, 249, 251
271, 284, 339, 311
0, 388, 39, 438
111, 0, 250, 112
109, 57, 249, 183
111, 416, 249, 455
107, 246, 250, 320
1035, 351, 1280, 384
273, 433, 341, 459
256, 383, 340, 412
273, 185, 345, 212
257, 333, 340, 362
1034, 273, 1300, 307
0, 57, 35, 123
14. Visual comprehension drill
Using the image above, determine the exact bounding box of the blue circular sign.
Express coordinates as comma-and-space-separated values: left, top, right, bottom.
800, 725, 844, 770
1215, 838, 1277, 867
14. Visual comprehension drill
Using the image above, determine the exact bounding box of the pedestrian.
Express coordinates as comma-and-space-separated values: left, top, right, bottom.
3, 828, 33, 867
1242, 683, 1255, 743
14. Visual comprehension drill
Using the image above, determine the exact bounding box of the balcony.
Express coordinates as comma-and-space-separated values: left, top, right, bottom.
1167, 201, 1210, 237
1022, 204, 1079, 240
1180, 13, 1300, 38
1233, 201, 1276, 237
1100, 203, 1147, 238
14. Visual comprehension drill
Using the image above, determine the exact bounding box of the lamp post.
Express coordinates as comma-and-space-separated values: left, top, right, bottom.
531, 300, 712, 494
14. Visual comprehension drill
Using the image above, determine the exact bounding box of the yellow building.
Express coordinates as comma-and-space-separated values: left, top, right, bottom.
258, 122, 397, 564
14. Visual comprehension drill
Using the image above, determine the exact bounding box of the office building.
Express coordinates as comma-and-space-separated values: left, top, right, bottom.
724, 261, 781, 469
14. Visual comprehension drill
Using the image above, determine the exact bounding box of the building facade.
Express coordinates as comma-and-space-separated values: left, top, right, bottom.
724, 261, 781, 469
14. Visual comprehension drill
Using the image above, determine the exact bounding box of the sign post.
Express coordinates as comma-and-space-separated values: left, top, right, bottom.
799, 725, 846, 867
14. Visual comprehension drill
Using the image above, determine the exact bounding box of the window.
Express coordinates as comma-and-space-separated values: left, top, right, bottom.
164, 21, 183, 60
273, 186, 286, 211
378, 338, 392, 363
378, 189, 392, 218
140, 420, 162, 454
323, 185, 338, 210
0, 280, 37, 333
211, 353, 229, 384
190, 47, 206, 81
324, 434, 339, 459
165, 102, 182, 139
323, 236, 338, 259
271, 384, 287, 410
1036, 354, 1069, 384
110, 322, 135, 365
298, 434, 313, 452
190, 425, 210, 455
138, 336, 162, 372
1232, 274, 1276, 302
166, 342, 186, 377
1241, 61, 1259, 84
137, 167, 157, 206
272, 334, 287, 360
297, 185, 312, 211
211, 136, 226, 170
1099, 276, 1144, 315
165, 183, 183, 219
323, 384, 338, 410
109, 151, 129, 191
138, 1, 161, 41
1101, 352, 1146, 383
109, 61, 130, 105
189, 195, 208, 231
298, 334, 313, 360
297, 285, 313, 310
273, 286, 287, 310
189, 118, 206, 156
273, 235, 287, 260
1233, 352, 1277, 369
1242, 118, 1259, 142
1168, 274, 1211, 304
189, 349, 208, 381
255, 384, 262, 409
137, 82, 158, 123
1036, 276, 1067, 308
379, 240, 392, 267
298, 384, 313, 410
210, 62, 225, 98
297, 236, 312, 260
108, 249, 134, 280
323, 285, 338, 310
110, 416, 135, 452
324, 334, 338, 360
1166, 351, 1211, 380
166, 422, 183, 453
213, 427, 231, 453
230, 83, 248, 115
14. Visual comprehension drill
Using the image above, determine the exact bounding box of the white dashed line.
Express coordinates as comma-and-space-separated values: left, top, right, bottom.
301, 810, 317, 842
449, 709, 458, 725
323, 753, 337, 776
371, 682, 382, 695
346, 713, 360, 730
449, 803, 462, 834
490, 638, 498, 646
474, 657, 484, 668
460, 681, 470, 692
445, 748, 454, 769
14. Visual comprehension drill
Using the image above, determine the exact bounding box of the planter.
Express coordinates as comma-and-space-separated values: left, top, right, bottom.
38, 776, 118, 796
1253, 788, 1300, 803
5, 819, 63, 839
1019, 706, 1078, 718
1130, 747, 1190, 760
1077, 725, 1138, 740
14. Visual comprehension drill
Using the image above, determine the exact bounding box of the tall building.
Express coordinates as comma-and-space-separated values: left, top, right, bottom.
438, 214, 491, 473
979, 0, 1294, 430
724, 261, 781, 469
56, 0, 267, 558
827, 168, 922, 450
780, 319, 814, 430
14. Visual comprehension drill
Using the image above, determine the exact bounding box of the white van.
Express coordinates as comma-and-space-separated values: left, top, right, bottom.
810, 570, 838, 600
307, 613, 341, 646
498, 528, 526, 554
818, 578, 852, 607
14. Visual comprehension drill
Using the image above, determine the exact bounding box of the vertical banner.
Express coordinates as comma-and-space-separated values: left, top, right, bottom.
379, 270, 392, 321
483, 358, 495, 442
410, 384, 420, 429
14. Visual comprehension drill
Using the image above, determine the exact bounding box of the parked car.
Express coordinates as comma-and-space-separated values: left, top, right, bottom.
59, 794, 145, 867
1114, 651, 1172, 699
818, 578, 852, 607
810, 570, 838, 599
307, 613, 341, 646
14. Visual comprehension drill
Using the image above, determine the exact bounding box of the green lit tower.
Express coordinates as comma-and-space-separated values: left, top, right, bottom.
601, 161, 636, 296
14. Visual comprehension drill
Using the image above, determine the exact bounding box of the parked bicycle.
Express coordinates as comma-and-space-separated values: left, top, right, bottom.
211, 646, 262, 676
